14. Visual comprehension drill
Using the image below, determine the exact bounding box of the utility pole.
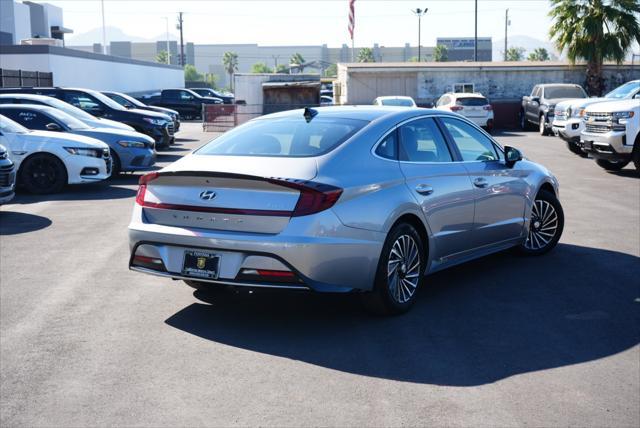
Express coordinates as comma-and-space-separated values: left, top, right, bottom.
272, 55, 280, 70
177, 12, 185, 66
411, 7, 428, 62
162, 17, 170, 64
100, 0, 107, 55
474, 0, 478, 61
504, 9, 509, 62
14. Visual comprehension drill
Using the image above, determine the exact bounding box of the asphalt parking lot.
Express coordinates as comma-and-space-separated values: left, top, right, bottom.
1, 122, 638, 427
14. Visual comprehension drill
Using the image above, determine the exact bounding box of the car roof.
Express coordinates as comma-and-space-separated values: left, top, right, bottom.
0, 93, 53, 101
375, 96, 414, 100
539, 83, 583, 88
257, 105, 454, 122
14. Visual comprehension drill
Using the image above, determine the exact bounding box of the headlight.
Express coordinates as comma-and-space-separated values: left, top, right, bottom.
613, 111, 635, 124
577, 108, 586, 117
117, 140, 147, 148
64, 147, 102, 157
0, 150, 7, 160
142, 117, 165, 126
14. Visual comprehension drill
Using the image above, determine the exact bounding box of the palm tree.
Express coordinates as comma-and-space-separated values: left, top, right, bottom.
549, 0, 640, 95
290, 53, 305, 72
433, 45, 448, 62
505, 47, 525, 61
222, 51, 238, 91
357, 47, 375, 63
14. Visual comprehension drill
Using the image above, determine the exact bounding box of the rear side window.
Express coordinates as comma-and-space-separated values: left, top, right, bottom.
456, 97, 489, 106
399, 118, 452, 163
197, 116, 367, 157
375, 130, 397, 160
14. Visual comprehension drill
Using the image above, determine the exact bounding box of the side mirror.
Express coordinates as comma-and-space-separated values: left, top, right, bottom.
505, 146, 522, 167
531, 96, 540, 104
46, 122, 62, 131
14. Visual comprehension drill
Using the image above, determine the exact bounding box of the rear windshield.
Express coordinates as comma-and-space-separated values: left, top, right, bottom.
197, 116, 367, 157
544, 86, 587, 99
380, 98, 414, 107
456, 97, 489, 106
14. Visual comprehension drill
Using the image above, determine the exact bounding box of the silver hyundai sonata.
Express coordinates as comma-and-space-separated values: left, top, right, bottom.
129, 106, 564, 314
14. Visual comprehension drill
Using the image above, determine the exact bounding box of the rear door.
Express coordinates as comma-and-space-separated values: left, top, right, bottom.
397, 117, 476, 260
439, 117, 527, 248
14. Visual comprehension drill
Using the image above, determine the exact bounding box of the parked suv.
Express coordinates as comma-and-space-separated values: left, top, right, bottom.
0, 143, 16, 204
580, 99, 640, 173
0, 87, 174, 149
435, 92, 494, 131
521, 84, 588, 135
188, 87, 233, 104
141, 89, 223, 120
552, 80, 640, 156
102, 91, 180, 132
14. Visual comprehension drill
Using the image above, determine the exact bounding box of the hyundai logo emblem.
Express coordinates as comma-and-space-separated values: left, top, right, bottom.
199, 190, 217, 201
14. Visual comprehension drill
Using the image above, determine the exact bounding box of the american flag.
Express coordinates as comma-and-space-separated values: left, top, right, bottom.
348, 0, 355, 40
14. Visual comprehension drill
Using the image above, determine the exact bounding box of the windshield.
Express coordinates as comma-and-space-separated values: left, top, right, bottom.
456, 97, 489, 106
197, 116, 367, 157
380, 98, 414, 107
545, 86, 587, 99
0, 114, 29, 134
46, 108, 91, 130
117, 92, 146, 107
42, 97, 97, 122
84, 89, 128, 110
605, 81, 640, 99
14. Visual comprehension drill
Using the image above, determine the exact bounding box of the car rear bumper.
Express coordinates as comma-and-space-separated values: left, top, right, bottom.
128, 206, 384, 293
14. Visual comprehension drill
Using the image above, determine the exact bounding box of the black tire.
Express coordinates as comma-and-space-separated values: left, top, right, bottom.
538, 114, 549, 136
517, 189, 564, 256
519, 110, 531, 131
19, 153, 67, 194
595, 159, 629, 171
567, 141, 588, 157
361, 222, 426, 315
110, 151, 121, 177
633, 139, 640, 173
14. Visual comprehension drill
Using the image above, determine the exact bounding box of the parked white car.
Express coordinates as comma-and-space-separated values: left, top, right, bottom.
373, 96, 417, 107
580, 99, 640, 173
435, 92, 494, 131
552, 80, 640, 156
0, 94, 135, 132
0, 114, 111, 194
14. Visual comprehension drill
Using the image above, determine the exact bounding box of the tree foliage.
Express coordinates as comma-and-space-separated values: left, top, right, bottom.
324, 63, 337, 77
357, 47, 375, 63
505, 47, 526, 61
276, 64, 290, 74
549, 0, 640, 95
434, 45, 448, 62
251, 62, 273, 73
184, 64, 203, 81
156, 50, 169, 64
289, 53, 306, 72
222, 51, 239, 90
528, 47, 550, 61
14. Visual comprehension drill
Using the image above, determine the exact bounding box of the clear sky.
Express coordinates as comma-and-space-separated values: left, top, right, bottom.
45, 0, 555, 47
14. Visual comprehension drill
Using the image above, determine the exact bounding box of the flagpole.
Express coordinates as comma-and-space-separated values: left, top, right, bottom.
351, 38, 354, 62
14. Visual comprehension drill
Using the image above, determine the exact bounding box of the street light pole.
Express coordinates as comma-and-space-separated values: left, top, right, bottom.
162, 17, 170, 65
411, 7, 428, 62
100, 0, 107, 55
474, 0, 478, 61
504, 9, 509, 62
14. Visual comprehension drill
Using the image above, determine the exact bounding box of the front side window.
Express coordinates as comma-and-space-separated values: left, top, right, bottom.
197, 116, 367, 157
64, 92, 102, 112
180, 91, 194, 100
45, 108, 90, 130
440, 117, 499, 162
399, 118, 452, 163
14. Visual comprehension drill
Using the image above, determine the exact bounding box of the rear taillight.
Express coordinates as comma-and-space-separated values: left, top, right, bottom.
135, 172, 159, 205
483, 105, 493, 111
450, 105, 464, 112
236, 268, 303, 284
268, 179, 343, 217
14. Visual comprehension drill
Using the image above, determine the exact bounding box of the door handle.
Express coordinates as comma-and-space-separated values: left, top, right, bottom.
473, 177, 488, 188
415, 184, 434, 195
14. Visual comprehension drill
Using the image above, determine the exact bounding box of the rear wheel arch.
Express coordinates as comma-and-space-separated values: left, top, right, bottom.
538, 181, 556, 198
389, 213, 429, 254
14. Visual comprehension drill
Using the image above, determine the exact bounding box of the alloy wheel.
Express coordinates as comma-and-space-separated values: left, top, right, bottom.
26, 157, 58, 190
387, 234, 420, 304
525, 199, 559, 251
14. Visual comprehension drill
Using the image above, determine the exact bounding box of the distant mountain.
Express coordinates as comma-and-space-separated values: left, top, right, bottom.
67, 26, 178, 46
493, 35, 561, 61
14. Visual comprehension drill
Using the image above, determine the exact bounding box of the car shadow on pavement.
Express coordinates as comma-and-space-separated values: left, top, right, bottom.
9, 183, 137, 204
165, 243, 640, 386
0, 211, 52, 235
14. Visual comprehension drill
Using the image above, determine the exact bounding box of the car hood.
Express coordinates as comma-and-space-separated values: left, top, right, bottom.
585, 99, 640, 113
73, 128, 155, 143
164, 153, 318, 181
128, 108, 171, 120
148, 106, 179, 116
27, 130, 109, 149
96, 118, 135, 131
545, 97, 587, 106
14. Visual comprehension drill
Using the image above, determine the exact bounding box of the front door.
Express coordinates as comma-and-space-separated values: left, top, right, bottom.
397, 117, 476, 261
439, 117, 527, 248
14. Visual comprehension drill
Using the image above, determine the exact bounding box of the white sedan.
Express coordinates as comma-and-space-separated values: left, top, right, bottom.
373, 96, 417, 107
0, 115, 111, 194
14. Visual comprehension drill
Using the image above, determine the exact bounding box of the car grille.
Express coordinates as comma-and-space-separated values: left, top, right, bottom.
586, 112, 612, 120
166, 123, 175, 136
0, 164, 16, 187
585, 123, 611, 133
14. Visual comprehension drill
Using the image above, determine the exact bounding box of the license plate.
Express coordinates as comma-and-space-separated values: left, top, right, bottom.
182, 250, 219, 279
583, 141, 593, 150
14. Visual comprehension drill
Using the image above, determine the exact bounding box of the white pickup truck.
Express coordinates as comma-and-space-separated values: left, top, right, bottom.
552, 80, 640, 156
580, 98, 640, 173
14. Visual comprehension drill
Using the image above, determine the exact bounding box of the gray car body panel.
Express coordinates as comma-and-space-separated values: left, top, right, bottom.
128, 106, 559, 292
